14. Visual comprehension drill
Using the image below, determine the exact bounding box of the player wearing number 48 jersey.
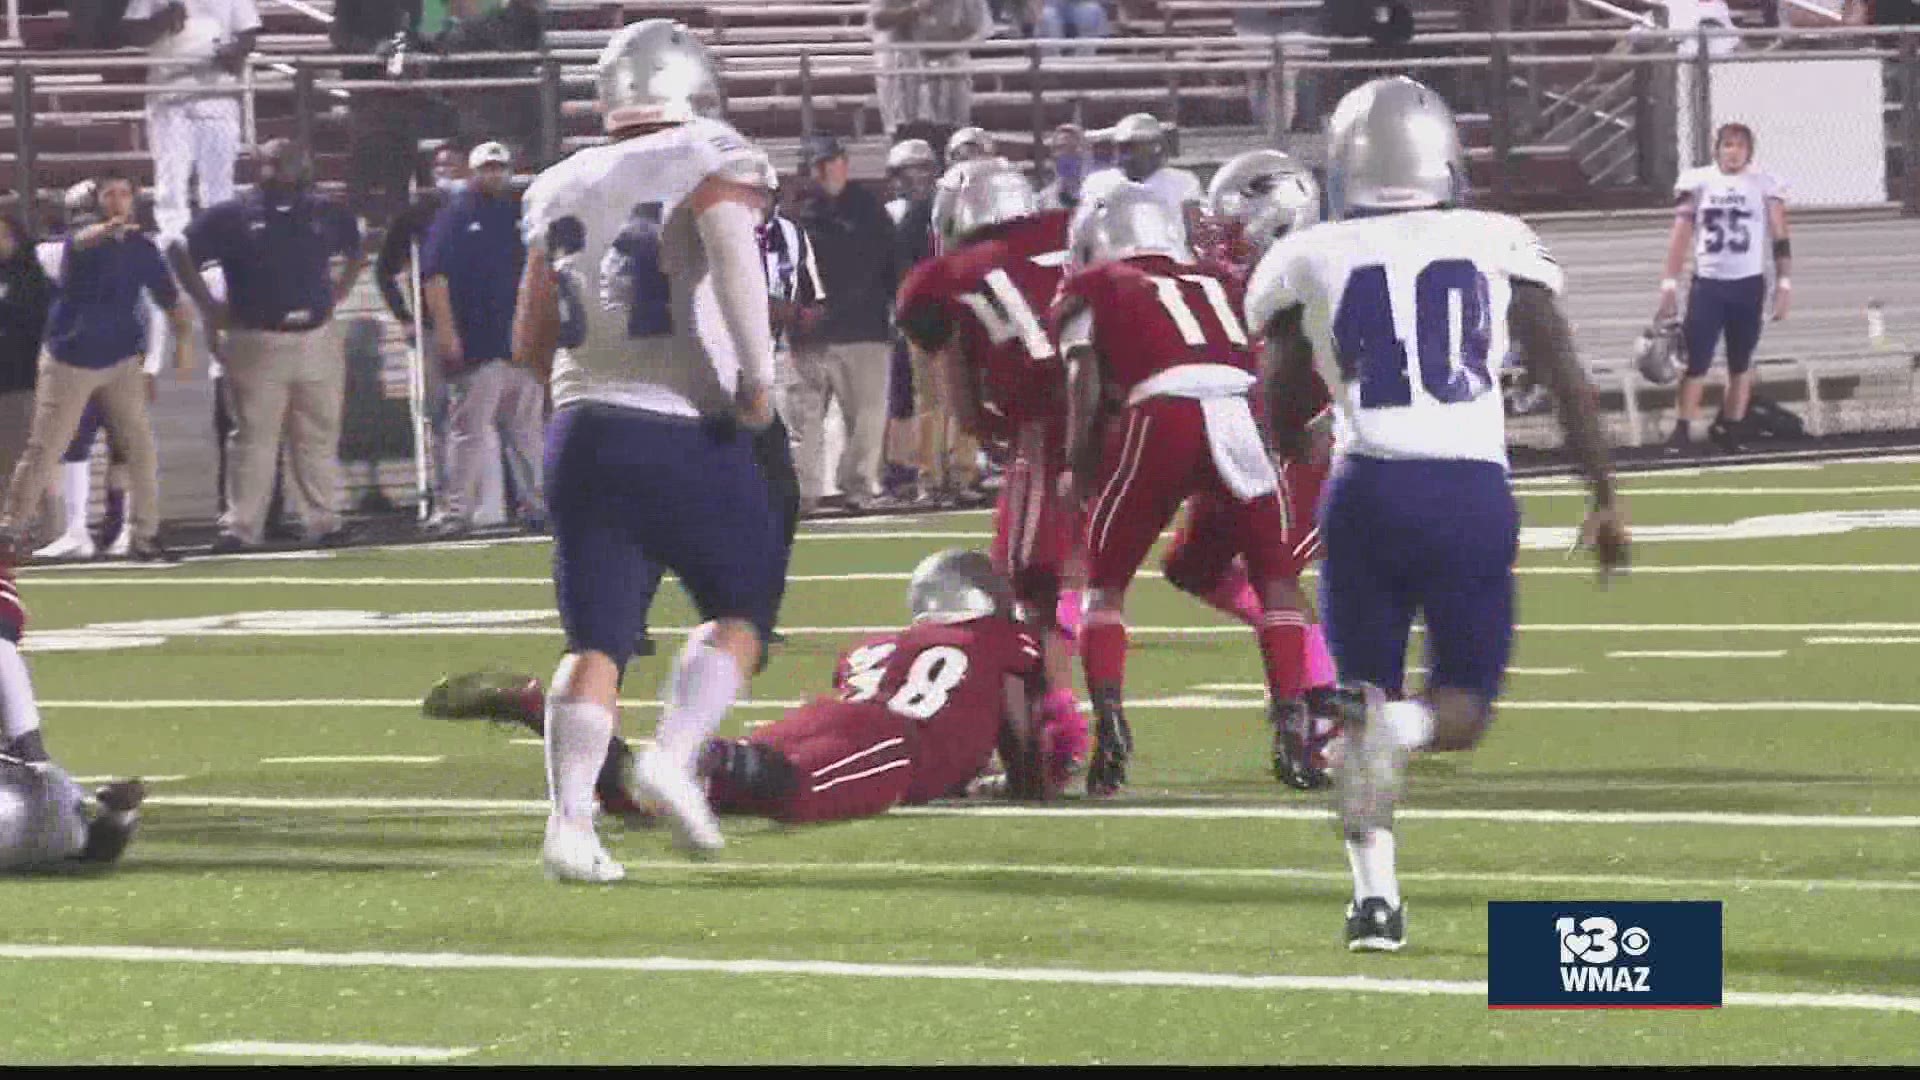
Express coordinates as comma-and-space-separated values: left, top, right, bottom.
895, 158, 1089, 793
513, 20, 784, 883
1052, 182, 1310, 798
1247, 76, 1629, 952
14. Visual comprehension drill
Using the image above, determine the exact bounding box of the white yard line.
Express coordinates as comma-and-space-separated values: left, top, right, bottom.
71, 774, 188, 783
3, 945, 1916, 1015
1806, 636, 1920, 645
1608, 650, 1789, 659
143, 794, 1920, 828
258, 755, 445, 766
179, 1042, 474, 1062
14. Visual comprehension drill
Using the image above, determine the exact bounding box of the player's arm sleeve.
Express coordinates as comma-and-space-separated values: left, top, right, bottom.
894, 262, 953, 351
694, 182, 778, 391
1496, 219, 1564, 296
1244, 241, 1304, 333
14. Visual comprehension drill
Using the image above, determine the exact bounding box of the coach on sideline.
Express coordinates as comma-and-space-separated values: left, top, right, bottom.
420, 140, 544, 537
168, 138, 366, 553
0, 172, 192, 564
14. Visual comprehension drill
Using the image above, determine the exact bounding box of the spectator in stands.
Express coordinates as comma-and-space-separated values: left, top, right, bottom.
1036, 0, 1108, 54
0, 172, 191, 564
1036, 122, 1089, 209
332, 0, 428, 229
871, 0, 996, 139
420, 141, 543, 537
0, 216, 53, 513
378, 143, 467, 514
168, 139, 367, 553
1235, 0, 1320, 133
790, 134, 900, 513
435, 0, 549, 162
67, 0, 132, 48
119, 0, 260, 240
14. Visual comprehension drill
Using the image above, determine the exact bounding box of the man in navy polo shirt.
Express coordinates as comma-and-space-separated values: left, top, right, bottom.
420, 140, 544, 537
0, 172, 192, 564
167, 139, 367, 552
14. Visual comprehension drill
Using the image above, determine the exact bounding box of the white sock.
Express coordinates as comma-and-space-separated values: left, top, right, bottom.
1383, 699, 1435, 751
544, 696, 614, 826
0, 639, 42, 749
60, 462, 91, 540
1345, 828, 1400, 907
654, 639, 745, 769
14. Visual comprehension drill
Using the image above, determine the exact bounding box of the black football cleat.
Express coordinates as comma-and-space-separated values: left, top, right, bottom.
76, 779, 147, 866
595, 736, 657, 829
1085, 690, 1133, 798
1662, 422, 1693, 457
1708, 415, 1747, 454
1270, 698, 1332, 791
423, 671, 546, 734
1345, 897, 1406, 953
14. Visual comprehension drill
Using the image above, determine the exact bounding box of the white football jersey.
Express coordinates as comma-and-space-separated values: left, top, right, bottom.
0, 759, 87, 870
521, 117, 773, 416
1675, 165, 1785, 281
1078, 165, 1203, 222
1246, 209, 1564, 467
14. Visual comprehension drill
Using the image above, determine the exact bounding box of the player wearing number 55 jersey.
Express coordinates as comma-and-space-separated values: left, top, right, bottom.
1655, 122, 1791, 454
895, 158, 1088, 793
1053, 183, 1307, 798
1247, 77, 1627, 952
514, 20, 783, 882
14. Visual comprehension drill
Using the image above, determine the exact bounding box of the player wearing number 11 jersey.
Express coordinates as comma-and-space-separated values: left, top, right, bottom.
1247, 76, 1628, 951
514, 20, 783, 882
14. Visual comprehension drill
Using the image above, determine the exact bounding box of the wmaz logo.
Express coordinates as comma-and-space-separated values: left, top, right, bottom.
1557, 916, 1654, 993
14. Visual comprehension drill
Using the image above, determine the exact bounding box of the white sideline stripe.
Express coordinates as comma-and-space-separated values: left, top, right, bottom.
180, 1042, 474, 1062
142, 794, 1920, 828
1524, 484, 1920, 496
71, 774, 188, 784
258, 755, 445, 766
44, 696, 1920, 714
1608, 650, 1789, 659
6, 945, 1919, 1015
1807, 636, 1920, 645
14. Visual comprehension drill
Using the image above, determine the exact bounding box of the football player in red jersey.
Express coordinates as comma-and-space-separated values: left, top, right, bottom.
1051, 182, 1311, 797
429, 550, 1057, 827
894, 158, 1090, 788
1175, 150, 1344, 789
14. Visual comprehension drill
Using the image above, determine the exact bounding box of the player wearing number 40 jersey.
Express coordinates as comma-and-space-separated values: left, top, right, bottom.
513, 20, 785, 883
1051, 182, 1310, 798
1246, 76, 1629, 952
895, 158, 1089, 792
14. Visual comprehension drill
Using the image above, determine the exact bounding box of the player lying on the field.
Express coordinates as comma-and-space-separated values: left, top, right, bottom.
425, 549, 1064, 827
0, 559, 146, 871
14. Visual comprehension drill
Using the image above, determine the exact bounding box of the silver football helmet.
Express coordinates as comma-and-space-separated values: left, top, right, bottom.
597, 19, 725, 132
1071, 181, 1192, 267
1633, 319, 1687, 386
936, 158, 1039, 245
1206, 149, 1320, 256
907, 549, 1014, 626
887, 138, 938, 173
947, 126, 996, 163
1324, 76, 1465, 219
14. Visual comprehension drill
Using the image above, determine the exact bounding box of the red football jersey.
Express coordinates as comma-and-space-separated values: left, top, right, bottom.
832, 616, 1044, 803
0, 562, 21, 643
894, 211, 1073, 434
1053, 254, 1258, 402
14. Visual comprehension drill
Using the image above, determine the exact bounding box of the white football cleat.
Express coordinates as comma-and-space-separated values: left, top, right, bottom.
634, 747, 724, 857
541, 819, 626, 884
1333, 684, 1406, 835
33, 533, 95, 561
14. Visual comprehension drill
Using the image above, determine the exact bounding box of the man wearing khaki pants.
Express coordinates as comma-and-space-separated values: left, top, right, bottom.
167, 139, 365, 552
0, 173, 193, 564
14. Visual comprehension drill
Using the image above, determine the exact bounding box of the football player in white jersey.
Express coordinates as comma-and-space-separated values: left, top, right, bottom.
1655, 122, 1791, 454
1247, 77, 1629, 951
512, 20, 782, 881
1077, 113, 1204, 230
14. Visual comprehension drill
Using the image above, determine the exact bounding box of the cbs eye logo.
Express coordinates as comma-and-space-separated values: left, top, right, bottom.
1557, 916, 1652, 964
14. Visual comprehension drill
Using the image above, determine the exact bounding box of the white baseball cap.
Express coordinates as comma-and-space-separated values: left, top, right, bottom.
468, 142, 513, 170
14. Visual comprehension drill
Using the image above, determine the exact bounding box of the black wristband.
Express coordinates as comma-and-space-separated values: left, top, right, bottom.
1773, 237, 1791, 260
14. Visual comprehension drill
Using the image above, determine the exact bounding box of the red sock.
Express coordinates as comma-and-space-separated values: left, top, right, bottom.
1081, 612, 1129, 692
1258, 608, 1309, 701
